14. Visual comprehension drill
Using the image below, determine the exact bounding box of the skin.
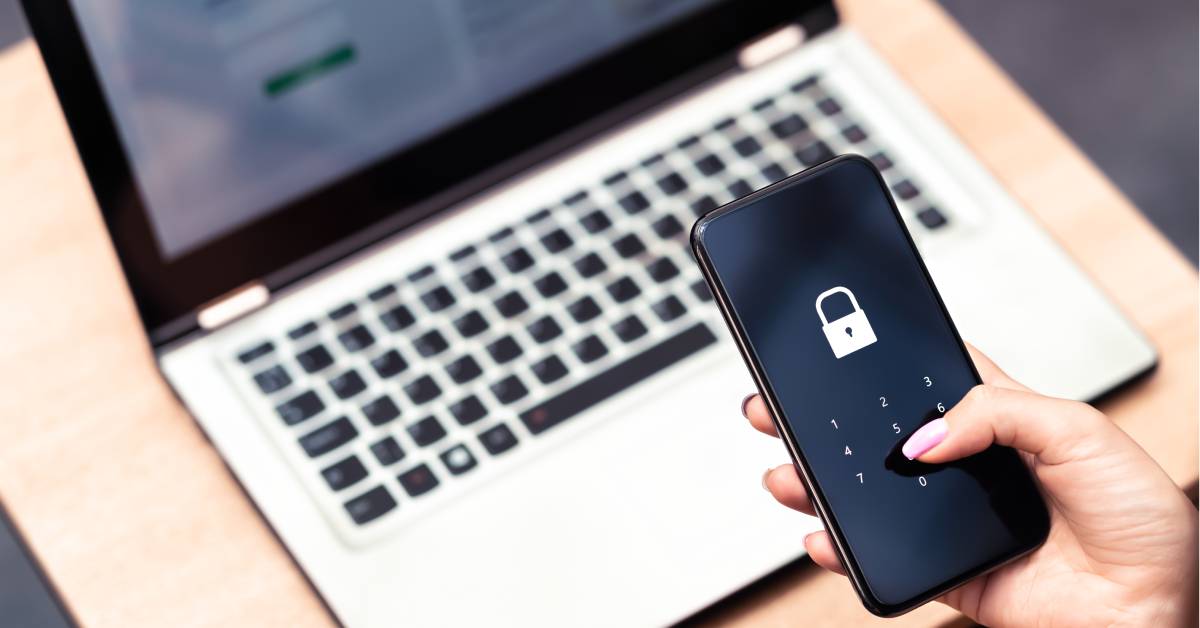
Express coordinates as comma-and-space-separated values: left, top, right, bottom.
743, 347, 1198, 627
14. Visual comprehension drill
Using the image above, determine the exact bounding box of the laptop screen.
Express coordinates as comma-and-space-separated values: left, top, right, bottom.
69, 0, 722, 259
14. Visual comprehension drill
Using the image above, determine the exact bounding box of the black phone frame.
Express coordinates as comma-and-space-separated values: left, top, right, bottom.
690, 154, 1049, 616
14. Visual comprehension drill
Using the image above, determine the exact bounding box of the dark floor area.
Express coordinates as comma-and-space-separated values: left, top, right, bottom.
940, 0, 1198, 263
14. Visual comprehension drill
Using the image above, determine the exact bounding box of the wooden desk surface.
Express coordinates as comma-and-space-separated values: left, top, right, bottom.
0, 1, 1194, 626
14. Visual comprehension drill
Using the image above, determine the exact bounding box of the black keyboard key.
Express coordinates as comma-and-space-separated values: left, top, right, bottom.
795, 141, 834, 166
488, 226, 514, 242
769, 114, 807, 138
612, 315, 647, 343
574, 252, 607, 278
656, 173, 688, 196
461, 267, 496, 293
870, 152, 894, 171
450, 395, 487, 426
893, 180, 920, 200
371, 436, 406, 466
421, 286, 456, 312
288, 323, 319, 343
602, 171, 628, 186
527, 316, 563, 343
691, 195, 718, 217
322, 455, 368, 491
379, 305, 415, 331
676, 135, 700, 149
502, 247, 535, 273
618, 191, 651, 214
329, 303, 358, 320
790, 76, 817, 92
398, 464, 440, 497
446, 355, 483, 384
487, 335, 524, 364
407, 265, 435, 282
440, 445, 478, 476
728, 179, 753, 198
449, 245, 476, 262
752, 97, 775, 111
564, 190, 589, 205
237, 342, 274, 364
817, 97, 841, 115
362, 395, 401, 426
540, 228, 574, 253
762, 163, 788, 183
413, 330, 448, 357
454, 310, 489, 338
526, 208, 551, 224
276, 390, 324, 426
653, 295, 687, 322
714, 116, 737, 130
407, 416, 446, 447
572, 335, 608, 363
344, 486, 397, 525
405, 375, 442, 405
479, 424, 518, 456
337, 325, 374, 353
606, 276, 641, 303
532, 355, 568, 384
695, 154, 725, 175
690, 279, 713, 302
493, 291, 529, 318
651, 215, 683, 239
646, 257, 680, 283
613, 233, 646, 258
641, 153, 664, 167
534, 272, 568, 298
329, 370, 367, 400
567, 296, 602, 323
408, 265, 436, 282
842, 125, 867, 143
370, 349, 408, 379
917, 207, 949, 229
520, 323, 717, 434
253, 365, 291, 394
732, 136, 762, 157
580, 210, 612, 234
296, 344, 334, 373
299, 417, 358, 457
491, 375, 529, 405
367, 284, 397, 302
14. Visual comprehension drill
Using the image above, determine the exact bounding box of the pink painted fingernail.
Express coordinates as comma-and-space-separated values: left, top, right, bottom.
902, 418, 948, 460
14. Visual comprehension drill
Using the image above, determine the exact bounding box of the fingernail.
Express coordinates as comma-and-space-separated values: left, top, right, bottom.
740, 394, 756, 419
761, 467, 772, 491
902, 418, 948, 460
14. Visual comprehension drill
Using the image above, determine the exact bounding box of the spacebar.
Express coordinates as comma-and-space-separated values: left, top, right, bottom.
520, 322, 718, 435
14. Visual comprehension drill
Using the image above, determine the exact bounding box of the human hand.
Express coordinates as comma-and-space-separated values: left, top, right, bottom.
742, 347, 1198, 627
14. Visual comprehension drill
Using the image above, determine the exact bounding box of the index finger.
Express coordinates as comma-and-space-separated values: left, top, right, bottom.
742, 394, 778, 437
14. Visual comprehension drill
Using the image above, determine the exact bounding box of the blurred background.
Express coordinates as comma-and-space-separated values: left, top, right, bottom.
0, 0, 1195, 624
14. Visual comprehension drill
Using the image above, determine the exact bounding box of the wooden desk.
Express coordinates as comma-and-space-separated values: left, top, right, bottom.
0, 1, 1194, 626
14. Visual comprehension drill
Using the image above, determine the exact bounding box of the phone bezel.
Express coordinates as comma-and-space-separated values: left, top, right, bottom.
689, 154, 1048, 616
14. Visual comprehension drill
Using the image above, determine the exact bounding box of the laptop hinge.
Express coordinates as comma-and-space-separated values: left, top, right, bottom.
197, 282, 270, 331
737, 24, 806, 70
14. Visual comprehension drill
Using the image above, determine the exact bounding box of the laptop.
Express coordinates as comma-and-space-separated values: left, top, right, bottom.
21, 0, 1156, 625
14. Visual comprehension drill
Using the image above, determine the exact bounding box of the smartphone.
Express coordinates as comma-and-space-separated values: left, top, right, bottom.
690, 155, 1049, 616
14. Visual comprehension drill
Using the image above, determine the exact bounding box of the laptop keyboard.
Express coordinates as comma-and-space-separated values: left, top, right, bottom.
229, 74, 951, 539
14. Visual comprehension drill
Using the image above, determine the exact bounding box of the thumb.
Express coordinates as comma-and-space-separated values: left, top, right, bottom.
902, 384, 1110, 466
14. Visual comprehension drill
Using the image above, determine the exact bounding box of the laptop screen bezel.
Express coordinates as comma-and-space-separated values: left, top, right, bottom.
20, 0, 835, 345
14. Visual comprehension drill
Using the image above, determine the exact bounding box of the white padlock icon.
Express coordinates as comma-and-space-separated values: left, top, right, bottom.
816, 286, 878, 358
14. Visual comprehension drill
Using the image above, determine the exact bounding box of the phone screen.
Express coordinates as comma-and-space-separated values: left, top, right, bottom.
694, 157, 1047, 612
